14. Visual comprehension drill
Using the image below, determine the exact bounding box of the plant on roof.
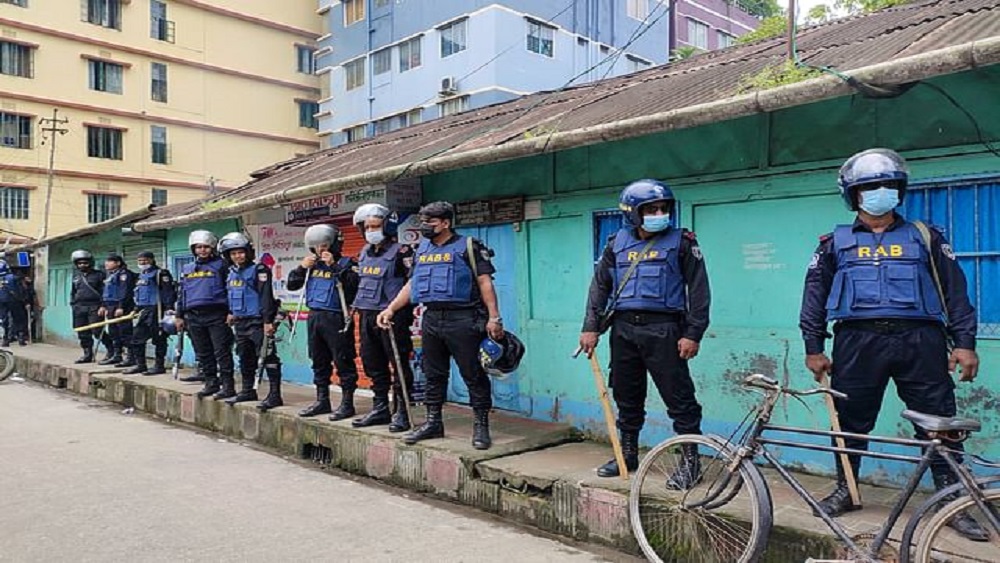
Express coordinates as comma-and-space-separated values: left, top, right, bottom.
670, 46, 703, 61
737, 60, 822, 93
737, 0, 910, 44
200, 198, 237, 212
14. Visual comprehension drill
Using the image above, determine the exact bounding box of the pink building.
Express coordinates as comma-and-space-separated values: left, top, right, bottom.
671, 0, 761, 53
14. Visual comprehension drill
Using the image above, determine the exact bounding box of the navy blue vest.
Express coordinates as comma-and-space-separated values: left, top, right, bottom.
412, 236, 474, 305
228, 264, 262, 318
134, 267, 161, 307
826, 223, 945, 322
612, 227, 685, 312
306, 258, 351, 312
181, 257, 228, 309
353, 243, 406, 311
0, 274, 16, 303
102, 268, 130, 304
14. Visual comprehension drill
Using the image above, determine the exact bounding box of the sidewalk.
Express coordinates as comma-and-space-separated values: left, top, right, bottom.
5, 343, 978, 561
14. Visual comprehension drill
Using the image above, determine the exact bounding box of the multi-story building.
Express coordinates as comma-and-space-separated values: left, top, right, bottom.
316, 0, 671, 147
0, 0, 322, 240
671, 0, 760, 54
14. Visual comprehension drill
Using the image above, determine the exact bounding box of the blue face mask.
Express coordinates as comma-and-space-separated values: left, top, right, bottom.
859, 187, 900, 216
642, 214, 671, 233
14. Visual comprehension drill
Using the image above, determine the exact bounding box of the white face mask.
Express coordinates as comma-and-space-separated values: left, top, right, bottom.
365, 231, 385, 245
138, 264, 153, 271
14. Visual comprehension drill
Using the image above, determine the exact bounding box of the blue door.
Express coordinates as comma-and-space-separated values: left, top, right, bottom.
446, 224, 526, 413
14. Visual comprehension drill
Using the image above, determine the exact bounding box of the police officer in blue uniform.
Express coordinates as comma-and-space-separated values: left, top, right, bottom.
377, 201, 503, 450
579, 180, 710, 483
123, 251, 175, 375
176, 230, 236, 399
70, 250, 113, 363
350, 203, 415, 432
98, 253, 137, 367
800, 148, 986, 541
287, 224, 359, 418
219, 232, 283, 408
0, 259, 27, 347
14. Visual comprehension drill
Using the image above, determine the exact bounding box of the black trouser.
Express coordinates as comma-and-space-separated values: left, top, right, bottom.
131, 306, 167, 364
0, 301, 27, 342
234, 318, 280, 383
185, 308, 234, 379
610, 313, 702, 435
72, 303, 111, 350
103, 304, 133, 353
421, 308, 491, 410
830, 322, 961, 474
307, 309, 357, 390
358, 308, 414, 397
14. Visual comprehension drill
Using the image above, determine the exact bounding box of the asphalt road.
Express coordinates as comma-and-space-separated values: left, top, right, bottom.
0, 383, 617, 563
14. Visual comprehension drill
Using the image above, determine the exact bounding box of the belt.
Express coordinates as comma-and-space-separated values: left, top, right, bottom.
616, 311, 684, 325
836, 319, 941, 334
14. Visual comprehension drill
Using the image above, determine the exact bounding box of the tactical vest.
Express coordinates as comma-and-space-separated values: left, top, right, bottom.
134, 267, 161, 307
412, 236, 474, 305
72, 270, 104, 306
102, 268, 130, 304
228, 264, 262, 318
306, 258, 352, 312
0, 274, 16, 303
611, 227, 685, 312
826, 223, 945, 322
353, 243, 406, 311
181, 257, 228, 309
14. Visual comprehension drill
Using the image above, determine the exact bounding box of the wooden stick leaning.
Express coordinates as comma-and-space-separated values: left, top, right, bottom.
820, 372, 861, 506
73, 311, 138, 332
289, 268, 311, 340
576, 347, 629, 480
387, 323, 418, 426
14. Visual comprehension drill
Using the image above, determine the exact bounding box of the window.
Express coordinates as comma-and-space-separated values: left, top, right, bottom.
344, 124, 368, 143
88, 60, 123, 94
627, 0, 648, 20
151, 188, 168, 207
687, 18, 709, 50
86, 126, 123, 160
438, 95, 469, 117
150, 0, 175, 42
373, 108, 421, 136
592, 211, 622, 261
374, 0, 391, 7
1, 0, 27, 7
905, 180, 1000, 338
372, 48, 391, 75
398, 36, 421, 72
344, 57, 365, 91
87, 193, 122, 224
718, 31, 736, 48
440, 19, 467, 57
0, 41, 33, 78
85, 0, 122, 30
297, 100, 319, 129
0, 112, 32, 149
526, 20, 554, 57
626, 55, 651, 73
344, 0, 364, 26
0, 187, 29, 220
150, 125, 168, 164
151, 62, 168, 102
296, 45, 316, 74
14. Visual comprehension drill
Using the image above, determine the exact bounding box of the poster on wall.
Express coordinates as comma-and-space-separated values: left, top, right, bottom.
252, 222, 308, 317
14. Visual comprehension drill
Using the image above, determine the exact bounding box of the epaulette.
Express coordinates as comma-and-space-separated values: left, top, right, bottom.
683, 230, 697, 241
819, 233, 833, 243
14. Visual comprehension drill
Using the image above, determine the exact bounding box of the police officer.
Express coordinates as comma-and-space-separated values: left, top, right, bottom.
377, 201, 502, 450
123, 251, 176, 375
350, 203, 415, 432
0, 259, 27, 347
219, 232, 283, 408
98, 253, 137, 367
287, 224, 359, 418
800, 148, 986, 541
176, 230, 235, 399
579, 179, 710, 483
70, 250, 112, 363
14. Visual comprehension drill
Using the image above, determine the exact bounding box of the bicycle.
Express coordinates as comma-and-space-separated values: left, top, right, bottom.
0, 348, 15, 381
628, 373, 1000, 562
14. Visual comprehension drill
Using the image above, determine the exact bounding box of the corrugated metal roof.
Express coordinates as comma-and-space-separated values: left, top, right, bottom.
128, 0, 1000, 230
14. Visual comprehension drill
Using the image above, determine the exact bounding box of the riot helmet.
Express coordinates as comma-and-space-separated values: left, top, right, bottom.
838, 148, 909, 211
188, 230, 219, 255
479, 331, 526, 379
71, 250, 94, 268
304, 224, 343, 254
352, 203, 399, 237
160, 310, 178, 335
619, 179, 675, 229
218, 231, 255, 263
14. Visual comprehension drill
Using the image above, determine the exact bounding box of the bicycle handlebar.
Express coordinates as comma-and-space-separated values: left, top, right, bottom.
742, 373, 849, 401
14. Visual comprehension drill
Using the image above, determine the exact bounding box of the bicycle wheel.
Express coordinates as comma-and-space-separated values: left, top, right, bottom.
629, 434, 772, 563
0, 350, 14, 381
913, 487, 1000, 562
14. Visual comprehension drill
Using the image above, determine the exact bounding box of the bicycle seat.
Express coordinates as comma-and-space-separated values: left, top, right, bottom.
901, 409, 981, 432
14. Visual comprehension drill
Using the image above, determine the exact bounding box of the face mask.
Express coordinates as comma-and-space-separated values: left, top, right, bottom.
859, 187, 899, 216
642, 214, 671, 233
365, 231, 385, 245
419, 224, 438, 239
138, 264, 153, 271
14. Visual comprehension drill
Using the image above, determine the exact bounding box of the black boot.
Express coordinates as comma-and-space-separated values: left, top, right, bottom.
114, 349, 136, 368
931, 465, 991, 542
98, 346, 120, 365
597, 431, 640, 478
225, 375, 258, 405
143, 357, 166, 376
299, 385, 332, 417
403, 404, 444, 444
257, 371, 283, 411
122, 347, 148, 375
472, 408, 492, 450
179, 370, 205, 383
328, 389, 356, 421
666, 443, 702, 490
213, 373, 237, 401
0, 338, 8, 347
352, 394, 391, 427
75, 347, 95, 364
814, 456, 863, 517
196, 375, 220, 398
388, 398, 411, 433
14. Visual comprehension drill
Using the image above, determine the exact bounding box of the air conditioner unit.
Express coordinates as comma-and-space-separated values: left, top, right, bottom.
439, 76, 457, 95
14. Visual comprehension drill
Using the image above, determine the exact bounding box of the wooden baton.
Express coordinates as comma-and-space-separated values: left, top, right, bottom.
820, 372, 861, 507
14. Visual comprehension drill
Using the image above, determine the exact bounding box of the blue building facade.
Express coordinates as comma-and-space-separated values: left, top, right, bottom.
315, 0, 671, 146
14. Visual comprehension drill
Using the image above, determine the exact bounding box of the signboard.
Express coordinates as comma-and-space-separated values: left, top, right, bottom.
454, 197, 524, 226
253, 223, 308, 314
283, 183, 422, 226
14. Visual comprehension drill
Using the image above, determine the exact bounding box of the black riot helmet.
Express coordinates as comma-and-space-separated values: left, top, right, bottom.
71, 249, 94, 269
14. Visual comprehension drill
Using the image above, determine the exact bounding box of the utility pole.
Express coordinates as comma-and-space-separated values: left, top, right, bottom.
787, 0, 797, 61
38, 108, 69, 241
